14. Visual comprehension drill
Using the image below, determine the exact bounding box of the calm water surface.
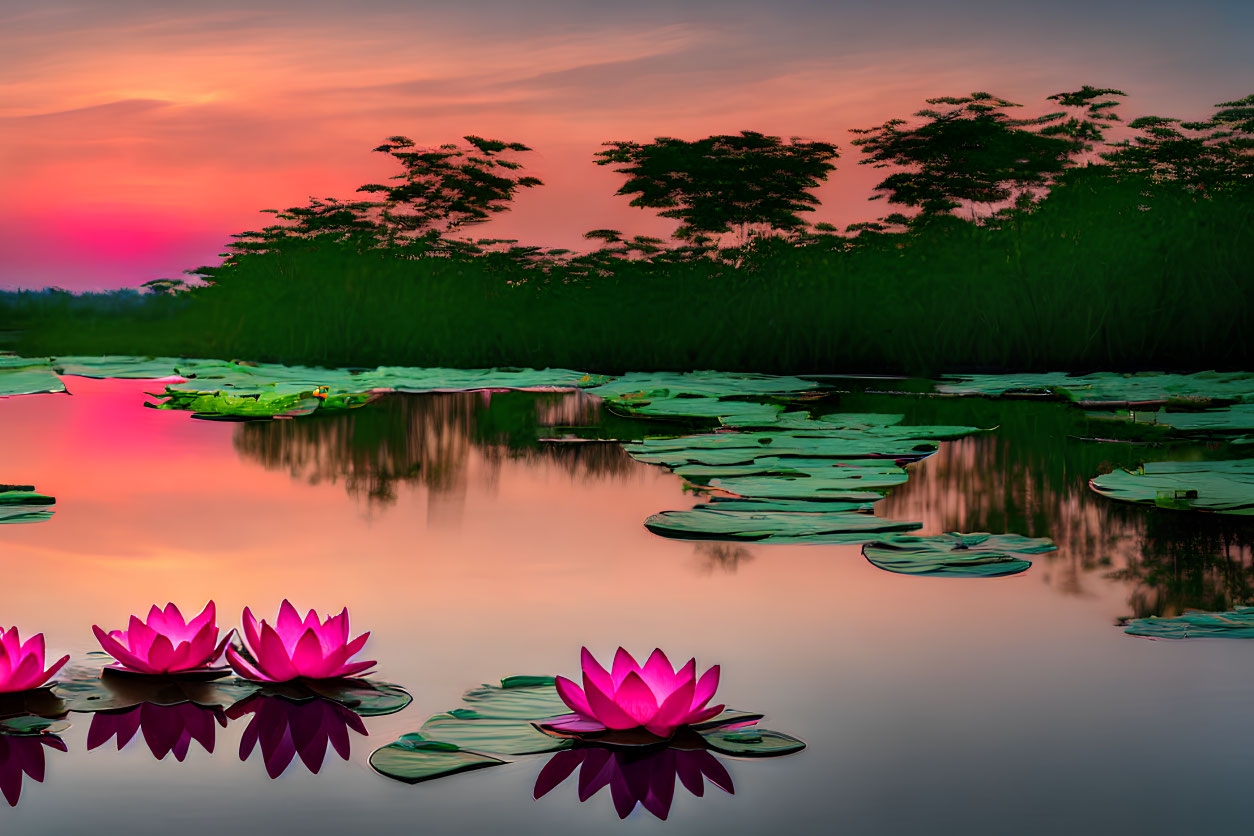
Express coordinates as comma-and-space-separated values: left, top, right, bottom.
2, 377, 1253, 835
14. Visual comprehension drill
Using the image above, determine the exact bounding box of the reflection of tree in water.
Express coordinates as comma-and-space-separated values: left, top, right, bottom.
692, 542, 756, 575
233, 391, 635, 506
868, 394, 1254, 617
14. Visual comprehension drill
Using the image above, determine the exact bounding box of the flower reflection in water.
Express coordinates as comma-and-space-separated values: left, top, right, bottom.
227, 695, 367, 778
534, 746, 734, 821
87, 702, 227, 761
0, 732, 66, 807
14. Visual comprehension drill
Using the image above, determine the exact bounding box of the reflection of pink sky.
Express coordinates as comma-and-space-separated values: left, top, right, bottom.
1, 2, 1249, 289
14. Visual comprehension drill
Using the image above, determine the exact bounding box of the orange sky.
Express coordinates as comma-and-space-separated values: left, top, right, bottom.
1, 0, 1251, 290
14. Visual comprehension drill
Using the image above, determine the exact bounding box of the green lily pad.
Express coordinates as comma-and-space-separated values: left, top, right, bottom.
699, 728, 807, 757
419, 679, 571, 755
588, 372, 821, 401
1090, 460, 1254, 514
1124, 607, 1254, 639
0, 687, 68, 720
0, 716, 70, 736
0, 487, 55, 524
862, 532, 1054, 578
697, 498, 877, 513
675, 458, 909, 487
626, 432, 942, 466
53, 666, 262, 713
274, 678, 413, 717
51, 356, 185, 379
609, 396, 785, 427
370, 733, 507, 784
705, 473, 897, 501
352, 366, 610, 394
646, 508, 920, 543
421, 712, 570, 755
1137, 405, 1254, 434
145, 387, 324, 419
939, 371, 1254, 407
0, 355, 64, 397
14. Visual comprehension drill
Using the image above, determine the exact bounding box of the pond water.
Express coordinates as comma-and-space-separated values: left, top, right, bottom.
2, 377, 1253, 835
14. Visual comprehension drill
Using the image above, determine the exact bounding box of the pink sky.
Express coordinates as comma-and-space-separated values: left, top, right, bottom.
1, 0, 1250, 290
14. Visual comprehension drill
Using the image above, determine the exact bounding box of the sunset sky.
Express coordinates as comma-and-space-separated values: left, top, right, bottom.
1, 0, 1251, 290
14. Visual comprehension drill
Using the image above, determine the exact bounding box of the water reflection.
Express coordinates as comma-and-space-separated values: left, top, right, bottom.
872, 397, 1254, 618
692, 542, 756, 575
533, 746, 734, 821
0, 731, 65, 807
86, 702, 226, 761
233, 392, 634, 507
227, 696, 367, 779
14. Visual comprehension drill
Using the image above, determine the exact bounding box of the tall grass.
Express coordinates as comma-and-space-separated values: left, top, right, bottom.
6, 174, 1252, 375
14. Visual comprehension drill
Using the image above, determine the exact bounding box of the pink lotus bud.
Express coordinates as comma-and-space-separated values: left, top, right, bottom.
92, 602, 230, 675
0, 628, 69, 694
226, 600, 375, 682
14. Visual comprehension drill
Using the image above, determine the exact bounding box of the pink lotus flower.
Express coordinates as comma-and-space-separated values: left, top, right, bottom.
0, 732, 66, 807
87, 703, 227, 761
550, 648, 724, 739
534, 747, 734, 820
228, 695, 368, 778
92, 602, 231, 675
0, 628, 69, 694
226, 601, 374, 682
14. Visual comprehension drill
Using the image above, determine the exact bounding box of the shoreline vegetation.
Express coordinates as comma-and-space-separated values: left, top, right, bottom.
3, 88, 1252, 376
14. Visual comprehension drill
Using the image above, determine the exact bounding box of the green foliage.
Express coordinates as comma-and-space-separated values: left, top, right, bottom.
594, 131, 838, 244
850, 92, 1076, 218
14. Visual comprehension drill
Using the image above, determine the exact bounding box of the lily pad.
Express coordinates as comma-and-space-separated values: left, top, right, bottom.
0, 487, 55, 524
609, 396, 786, 427
645, 508, 921, 543
0, 355, 64, 398
53, 666, 262, 713
699, 728, 807, 757
862, 532, 1054, 578
0, 716, 69, 736
675, 458, 909, 487
1124, 606, 1254, 639
705, 473, 899, 501
696, 498, 877, 513
370, 733, 506, 784
938, 371, 1254, 407
145, 387, 324, 419
51, 356, 185, 379
265, 678, 413, 717
587, 371, 821, 401
625, 432, 942, 466
0, 688, 68, 721
418, 679, 571, 754
1090, 460, 1254, 514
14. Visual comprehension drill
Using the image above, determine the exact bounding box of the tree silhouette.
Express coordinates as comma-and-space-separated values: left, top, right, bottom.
1041, 85, 1127, 161
593, 131, 839, 247
849, 92, 1075, 221
358, 135, 543, 248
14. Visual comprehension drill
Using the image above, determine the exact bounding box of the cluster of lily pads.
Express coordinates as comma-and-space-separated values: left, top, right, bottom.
0, 602, 802, 818
0, 485, 54, 524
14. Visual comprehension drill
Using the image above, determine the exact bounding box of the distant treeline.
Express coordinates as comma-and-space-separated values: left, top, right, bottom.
3, 86, 1252, 374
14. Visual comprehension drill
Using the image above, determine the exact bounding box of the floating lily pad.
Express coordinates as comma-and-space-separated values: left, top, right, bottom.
145, 387, 324, 419
675, 458, 909, 486
0, 688, 68, 721
587, 371, 821, 401
1124, 607, 1254, 639
706, 473, 900, 501
699, 728, 807, 757
939, 371, 1254, 407
53, 666, 261, 713
51, 356, 185, 379
0, 716, 70, 736
1128, 405, 1254, 434
0, 355, 64, 397
370, 733, 506, 784
625, 432, 942, 466
352, 366, 610, 394
419, 679, 571, 754
261, 678, 413, 717
609, 396, 786, 427
645, 508, 920, 543
696, 498, 877, 513
1090, 460, 1254, 515
0, 487, 55, 524
862, 532, 1054, 578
